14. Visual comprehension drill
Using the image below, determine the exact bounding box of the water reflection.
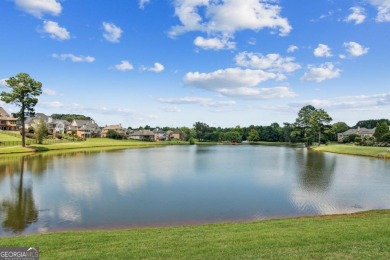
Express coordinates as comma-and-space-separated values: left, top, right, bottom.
0, 157, 38, 234
296, 150, 336, 192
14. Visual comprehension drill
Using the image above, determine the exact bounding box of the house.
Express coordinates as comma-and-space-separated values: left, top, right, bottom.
67, 119, 101, 138
167, 130, 183, 140
129, 129, 156, 141
52, 120, 70, 134
337, 127, 376, 142
0, 107, 17, 131
153, 128, 169, 141
101, 124, 126, 138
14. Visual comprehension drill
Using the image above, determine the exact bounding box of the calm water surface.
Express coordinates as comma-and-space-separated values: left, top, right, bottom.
0, 145, 389, 236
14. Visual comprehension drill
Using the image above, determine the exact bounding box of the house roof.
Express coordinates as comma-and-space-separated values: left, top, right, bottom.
103, 124, 123, 130
340, 127, 376, 135
130, 130, 155, 136
0, 107, 16, 120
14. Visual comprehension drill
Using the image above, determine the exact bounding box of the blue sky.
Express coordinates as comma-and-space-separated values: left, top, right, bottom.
1, 0, 389, 128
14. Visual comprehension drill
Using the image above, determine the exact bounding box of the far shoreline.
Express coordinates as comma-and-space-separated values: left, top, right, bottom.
0, 139, 389, 159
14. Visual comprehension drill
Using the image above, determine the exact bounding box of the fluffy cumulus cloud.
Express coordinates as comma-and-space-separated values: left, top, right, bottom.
139, 0, 150, 9
114, 60, 134, 71
52, 53, 95, 63
313, 44, 332, 57
102, 22, 123, 43
43, 21, 70, 40
170, 0, 291, 49
194, 36, 235, 50
344, 41, 369, 57
183, 67, 296, 99
149, 62, 165, 72
345, 7, 366, 24
369, 0, 390, 22
301, 62, 341, 82
235, 52, 301, 74
14, 0, 62, 18
287, 45, 298, 53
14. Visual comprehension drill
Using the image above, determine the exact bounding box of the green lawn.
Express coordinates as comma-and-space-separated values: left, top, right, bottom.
0, 133, 22, 141
0, 210, 389, 259
312, 143, 390, 158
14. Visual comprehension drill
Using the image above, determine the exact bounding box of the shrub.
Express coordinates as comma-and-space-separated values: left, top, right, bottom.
189, 137, 195, 145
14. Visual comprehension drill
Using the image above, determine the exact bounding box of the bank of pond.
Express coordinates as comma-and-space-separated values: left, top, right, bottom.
0, 210, 389, 259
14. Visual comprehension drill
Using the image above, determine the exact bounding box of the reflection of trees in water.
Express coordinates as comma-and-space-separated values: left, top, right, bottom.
296, 150, 336, 192
0, 157, 38, 234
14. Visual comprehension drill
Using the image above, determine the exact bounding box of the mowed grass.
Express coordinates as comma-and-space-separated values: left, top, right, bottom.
312, 143, 390, 158
0, 133, 22, 141
0, 138, 175, 154
0, 210, 389, 259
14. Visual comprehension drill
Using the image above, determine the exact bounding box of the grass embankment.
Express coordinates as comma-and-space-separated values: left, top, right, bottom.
0, 137, 185, 155
312, 143, 390, 158
0, 210, 389, 259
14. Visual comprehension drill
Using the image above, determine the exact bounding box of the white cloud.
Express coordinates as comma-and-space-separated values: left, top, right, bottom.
149, 62, 165, 72
163, 106, 182, 113
42, 88, 61, 96
0, 78, 9, 88
218, 86, 296, 99
301, 62, 341, 82
102, 22, 123, 43
344, 41, 369, 57
369, 0, 390, 22
43, 21, 70, 40
158, 96, 212, 105
170, 0, 291, 42
139, 0, 150, 9
184, 67, 277, 90
158, 96, 236, 107
52, 53, 95, 63
235, 52, 301, 73
290, 92, 390, 109
14, 0, 62, 18
287, 45, 298, 53
345, 7, 366, 25
114, 60, 134, 71
194, 36, 235, 50
183, 67, 296, 99
313, 44, 332, 57
40, 101, 64, 108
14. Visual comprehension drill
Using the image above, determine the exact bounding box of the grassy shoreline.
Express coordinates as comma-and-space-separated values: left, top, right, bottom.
0, 210, 389, 259
311, 143, 390, 159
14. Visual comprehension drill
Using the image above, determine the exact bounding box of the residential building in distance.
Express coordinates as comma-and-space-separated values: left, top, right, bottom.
101, 124, 127, 137
0, 107, 18, 131
129, 129, 156, 141
337, 127, 376, 142
67, 119, 101, 138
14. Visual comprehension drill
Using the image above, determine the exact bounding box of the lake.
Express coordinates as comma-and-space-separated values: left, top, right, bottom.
0, 145, 389, 236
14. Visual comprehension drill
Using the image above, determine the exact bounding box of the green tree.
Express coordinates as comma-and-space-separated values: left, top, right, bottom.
294, 105, 316, 145
374, 122, 389, 140
106, 129, 124, 139
193, 122, 209, 141
0, 73, 42, 147
309, 109, 332, 146
329, 122, 349, 141
248, 129, 260, 142
34, 118, 48, 144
